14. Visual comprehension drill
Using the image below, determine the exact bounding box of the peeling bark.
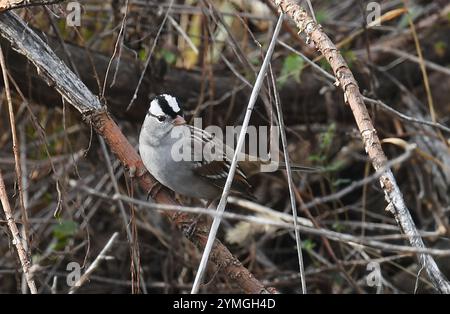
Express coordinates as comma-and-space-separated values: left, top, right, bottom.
272, 0, 450, 293
0, 0, 63, 12
0, 11, 270, 294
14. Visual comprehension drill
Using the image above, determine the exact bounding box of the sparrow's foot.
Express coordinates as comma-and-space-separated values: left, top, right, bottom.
147, 182, 162, 200
185, 215, 201, 239
128, 165, 137, 178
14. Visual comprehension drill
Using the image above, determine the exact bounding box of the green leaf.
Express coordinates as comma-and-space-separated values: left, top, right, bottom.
398, 6, 421, 29
81, 29, 94, 42
138, 48, 148, 62
434, 41, 447, 57
332, 178, 352, 187
315, 10, 328, 24
325, 160, 345, 172
332, 222, 345, 232
303, 239, 316, 252
52, 220, 78, 251
319, 58, 332, 72
278, 54, 304, 87
342, 50, 356, 68
250, 56, 260, 65
57, 19, 67, 37
319, 123, 336, 151
53, 220, 77, 239
308, 154, 326, 163
161, 49, 176, 65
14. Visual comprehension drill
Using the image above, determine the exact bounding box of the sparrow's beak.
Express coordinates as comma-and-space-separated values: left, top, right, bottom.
172, 115, 186, 126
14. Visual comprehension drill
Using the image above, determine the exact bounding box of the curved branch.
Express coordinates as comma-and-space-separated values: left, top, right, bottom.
0, 0, 63, 12
272, 0, 450, 293
0, 11, 270, 294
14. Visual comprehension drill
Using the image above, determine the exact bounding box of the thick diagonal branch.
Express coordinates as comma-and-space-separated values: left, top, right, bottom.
0, 11, 270, 294
272, 0, 450, 293
0, 0, 63, 12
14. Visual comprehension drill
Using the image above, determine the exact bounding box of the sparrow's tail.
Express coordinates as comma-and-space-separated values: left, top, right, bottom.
240, 159, 322, 176
278, 162, 321, 173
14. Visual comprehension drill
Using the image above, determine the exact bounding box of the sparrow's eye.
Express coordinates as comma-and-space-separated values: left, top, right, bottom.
157, 115, 166, 122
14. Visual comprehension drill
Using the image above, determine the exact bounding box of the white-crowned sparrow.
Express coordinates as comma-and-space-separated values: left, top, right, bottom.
139, 94, 315, 200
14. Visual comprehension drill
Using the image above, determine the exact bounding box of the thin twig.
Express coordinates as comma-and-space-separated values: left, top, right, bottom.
101, 0, 130, 99
227, 196, 313, 227
402, 0, 436, 123
0, 170, 37, 293
108, 193, 450, 257
0, 46, 31, 269
44, 6, 80, 77
127, 0, 174, 111
19, 124, 29, 294
374, 47, 450, 77
302, 143, 416, 210
68, 232, 119, 294
168, 15, 199, 54
278, 40, 335, 80
0, 0, 63, 11
273, 0, 450, 293
190, 13, 284, 294
304, 0, 317, 23
278, 40, 450, 134
269, 64, 306, 293
98, 136, 147, 294
363, 97, 450, 134
0, 12, 271, 293
64, 179, 450, 256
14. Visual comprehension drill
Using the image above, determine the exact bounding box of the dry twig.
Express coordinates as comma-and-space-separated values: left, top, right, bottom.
0, 11, 270, 294
190, 13, 284, 294
69, 232, 119, 294
0, 170, 37, 293
271, 0, 450, 293
0, 0, 63, 11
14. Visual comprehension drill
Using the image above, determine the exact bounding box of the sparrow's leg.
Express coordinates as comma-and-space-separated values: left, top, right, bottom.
185, 216, 200, 239
128, 165, 137, 178
146, 181, 162, 200
185, 199, 216, 238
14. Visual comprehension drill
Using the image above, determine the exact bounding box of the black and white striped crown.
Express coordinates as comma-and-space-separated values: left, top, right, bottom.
149, 94, 183, 118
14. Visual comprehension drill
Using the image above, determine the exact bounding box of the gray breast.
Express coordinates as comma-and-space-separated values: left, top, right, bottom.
139, 138, 220, 200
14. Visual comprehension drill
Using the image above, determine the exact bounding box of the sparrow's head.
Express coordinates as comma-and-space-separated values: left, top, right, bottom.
147, 94, 185, 126
141, 94, 186, 144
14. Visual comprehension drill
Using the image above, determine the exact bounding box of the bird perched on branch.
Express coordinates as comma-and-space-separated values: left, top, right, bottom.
139, 94, 315, 200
